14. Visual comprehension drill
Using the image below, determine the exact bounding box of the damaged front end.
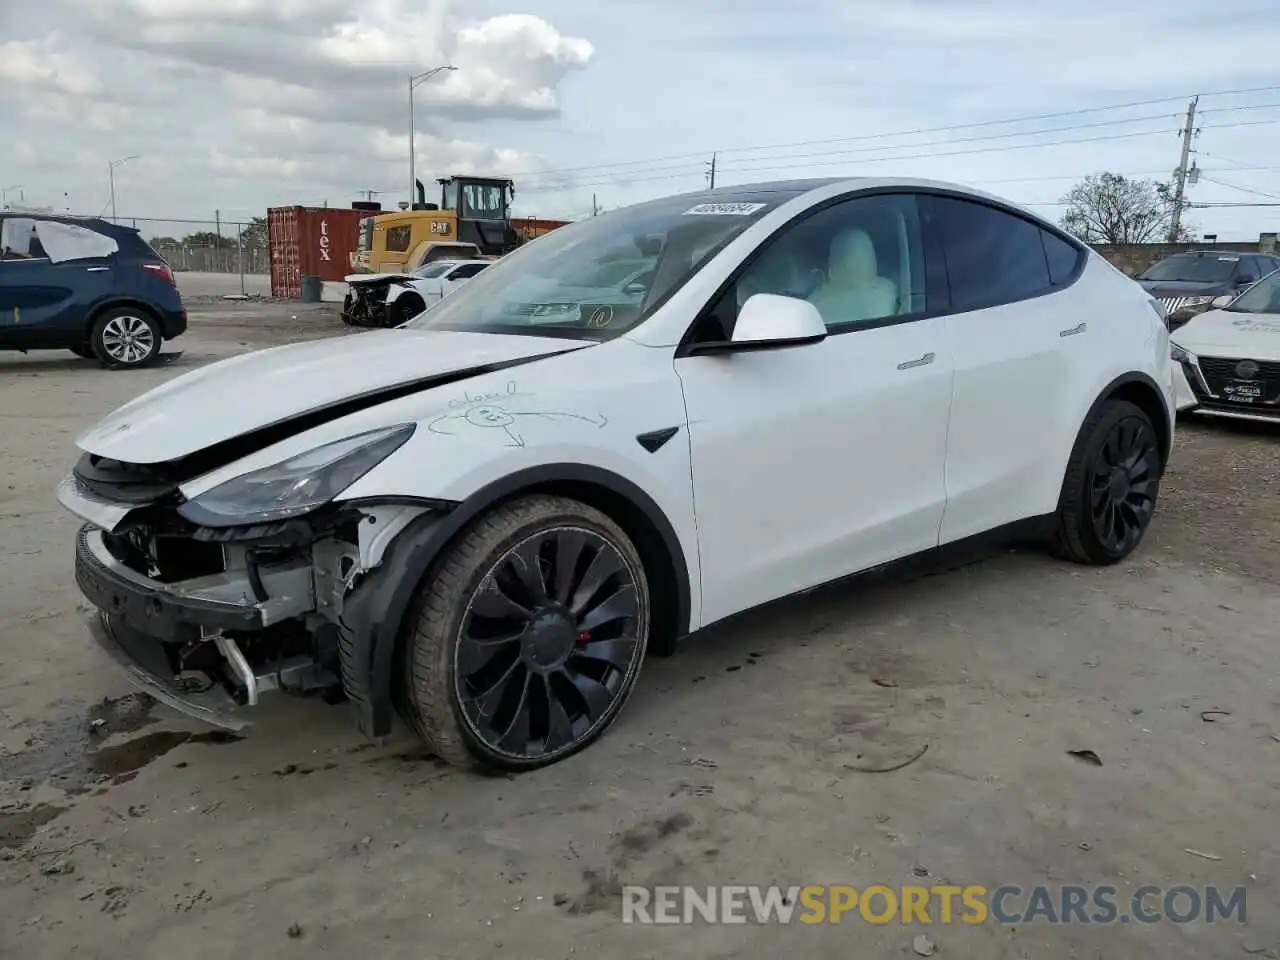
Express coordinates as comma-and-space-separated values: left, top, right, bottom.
59, 427, 452, 737
341, 276, 412, 328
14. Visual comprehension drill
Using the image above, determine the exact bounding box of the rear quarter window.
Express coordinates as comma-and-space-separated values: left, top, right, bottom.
1042, 230, 1083, 286
929, 195, 1054, 312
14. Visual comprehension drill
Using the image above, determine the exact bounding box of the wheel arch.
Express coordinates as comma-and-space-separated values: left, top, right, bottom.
84, 298, 163, 341
340, 462, 693, 738
1055, 370, 1171, 513
1096, 371, 1172, 468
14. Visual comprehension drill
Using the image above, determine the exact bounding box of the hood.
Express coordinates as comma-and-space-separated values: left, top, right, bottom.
1171, 309, 1280, 358
344, 272, 410, 285
1137, 279, 1229, 298
77, 330, 591, 464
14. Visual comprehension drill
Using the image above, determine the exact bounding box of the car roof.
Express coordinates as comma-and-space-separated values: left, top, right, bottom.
427, 259, 488, 269
0, 212, 138, 237
1162, 250, 1255, 258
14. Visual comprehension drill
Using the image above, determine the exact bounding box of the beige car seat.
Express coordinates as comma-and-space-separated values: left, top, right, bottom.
807, 229, 898, 326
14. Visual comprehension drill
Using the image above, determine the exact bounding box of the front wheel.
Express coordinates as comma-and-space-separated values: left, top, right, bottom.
1051, 399, 1162, 565
91, 309, 162, 368
399, 495, 650, 771
389, 294, 425, 327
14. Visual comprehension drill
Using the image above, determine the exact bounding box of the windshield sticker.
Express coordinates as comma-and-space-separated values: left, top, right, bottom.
682, 202, 767, 217
1232, 319, 1280, 333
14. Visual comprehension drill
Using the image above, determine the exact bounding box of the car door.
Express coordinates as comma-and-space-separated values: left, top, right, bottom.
674, 192, 954, 626
0, 217, 115, 348
922, 194, 1086, 544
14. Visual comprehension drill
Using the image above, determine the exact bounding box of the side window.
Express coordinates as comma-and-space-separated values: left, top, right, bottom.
930, 196, 1052, 312
450, 263, 487, 279
700, 193, 927, 338
385, 225, 412, 253
0, 217, 48, 261
1042, 230, 1083, 287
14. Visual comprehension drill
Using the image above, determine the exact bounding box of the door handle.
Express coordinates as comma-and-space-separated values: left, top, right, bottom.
896, 352, 935, 370
1059, 322, 1087, 337
85, 266, 110, 273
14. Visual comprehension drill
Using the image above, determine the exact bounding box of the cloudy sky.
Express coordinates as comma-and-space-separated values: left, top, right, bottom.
3, 0, 1280, 238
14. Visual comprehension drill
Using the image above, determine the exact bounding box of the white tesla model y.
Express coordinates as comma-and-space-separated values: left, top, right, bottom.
58, 178, 1175, 771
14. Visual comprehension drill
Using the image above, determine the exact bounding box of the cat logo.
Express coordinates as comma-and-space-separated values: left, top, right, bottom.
430, 221, 451, 235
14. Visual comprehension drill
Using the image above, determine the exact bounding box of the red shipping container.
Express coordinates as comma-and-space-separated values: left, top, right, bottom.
267, 206, 367, 297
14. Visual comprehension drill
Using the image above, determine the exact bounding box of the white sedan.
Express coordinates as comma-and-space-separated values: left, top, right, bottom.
341, 259, 491, 327
58, 177, 1173, 772
1171, 270, 1280, 422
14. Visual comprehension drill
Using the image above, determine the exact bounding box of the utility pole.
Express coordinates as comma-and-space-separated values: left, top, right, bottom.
1168, 96, 1199, 242
592, 193, 600, 217
706, 152, 717, 189
108, 155, 139, 223
408, 65, 458, 210
215, 208, 222, 274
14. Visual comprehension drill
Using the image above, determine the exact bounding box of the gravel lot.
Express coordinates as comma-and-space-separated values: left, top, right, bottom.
1, 302, 1277, 960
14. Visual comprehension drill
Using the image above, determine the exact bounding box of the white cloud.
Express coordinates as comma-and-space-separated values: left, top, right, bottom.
3, 0, 1279, 237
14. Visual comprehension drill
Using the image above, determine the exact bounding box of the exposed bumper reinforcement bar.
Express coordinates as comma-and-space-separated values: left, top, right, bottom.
88, 611, 250, 732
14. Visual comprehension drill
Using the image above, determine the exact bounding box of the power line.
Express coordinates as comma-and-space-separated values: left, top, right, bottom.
525, 115, 1280, 195
1198, 175, 1280, 201
508, 83, 1280, 183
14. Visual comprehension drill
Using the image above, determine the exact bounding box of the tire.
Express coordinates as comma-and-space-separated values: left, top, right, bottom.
91, 308, 162, 368
399, 494, 651, 772
1050, 399, 1162, 565
68, 344, 96, 359
389, 294, 425, 327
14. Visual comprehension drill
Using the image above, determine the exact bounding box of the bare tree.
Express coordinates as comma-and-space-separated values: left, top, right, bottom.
1060, 172, 1194, 244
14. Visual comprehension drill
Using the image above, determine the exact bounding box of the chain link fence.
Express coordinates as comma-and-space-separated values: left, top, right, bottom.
83, 215, 270, 277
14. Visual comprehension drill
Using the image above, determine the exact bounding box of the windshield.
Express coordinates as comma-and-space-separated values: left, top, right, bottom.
1225, 271, 1280, 314
356, 218, 374, 253
404, 194, 782, 340
462, 183, 506, 221
414, 261, 454, 278
1139, 255, 1238, 283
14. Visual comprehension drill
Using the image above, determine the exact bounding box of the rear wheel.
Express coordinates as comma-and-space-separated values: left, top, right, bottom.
1051, 399, 1161, 565
390, 294, 425, 327
91, 308, 162, 368
399, 495, 650, 771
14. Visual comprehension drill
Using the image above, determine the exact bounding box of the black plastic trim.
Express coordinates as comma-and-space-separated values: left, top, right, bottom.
75, 525, 263, 645
338, 463, 693, 738
685, 332, 826, 355
636, 427, 680, 453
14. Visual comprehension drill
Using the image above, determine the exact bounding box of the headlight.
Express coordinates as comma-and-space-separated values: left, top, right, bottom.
178, 424, 415, 527
1170, 342, 1192, 364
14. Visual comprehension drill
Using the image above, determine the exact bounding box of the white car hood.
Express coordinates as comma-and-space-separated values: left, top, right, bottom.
1172, 309, 1280, 358
344, 272, 408, 284
77, 330, 590, 463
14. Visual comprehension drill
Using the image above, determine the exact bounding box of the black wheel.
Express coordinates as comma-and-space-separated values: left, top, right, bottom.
1051, 399, 1162, 565
390, 294, 425, 327
91, 308, 162, 368
68, 344, 96, 359
400, 495, 650, 771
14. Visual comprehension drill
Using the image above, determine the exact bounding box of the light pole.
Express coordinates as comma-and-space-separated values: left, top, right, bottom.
1, 185, 22, 208
408, 65, 456, 209
108, 155, 140, 222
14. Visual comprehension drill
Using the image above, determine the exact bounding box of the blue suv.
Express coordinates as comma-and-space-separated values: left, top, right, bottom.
0, 213, 187, 368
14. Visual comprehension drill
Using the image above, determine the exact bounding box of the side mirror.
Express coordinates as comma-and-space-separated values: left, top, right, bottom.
689, 294, 827, 355
1211, 295, 1233, 309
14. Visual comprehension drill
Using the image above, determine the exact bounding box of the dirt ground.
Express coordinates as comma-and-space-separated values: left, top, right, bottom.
1, 302, 1277, 960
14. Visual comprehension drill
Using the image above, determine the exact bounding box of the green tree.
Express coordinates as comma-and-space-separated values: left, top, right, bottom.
238, 217, 267, 248
1060, 172, 1194, 244
182, 231, 235, 249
